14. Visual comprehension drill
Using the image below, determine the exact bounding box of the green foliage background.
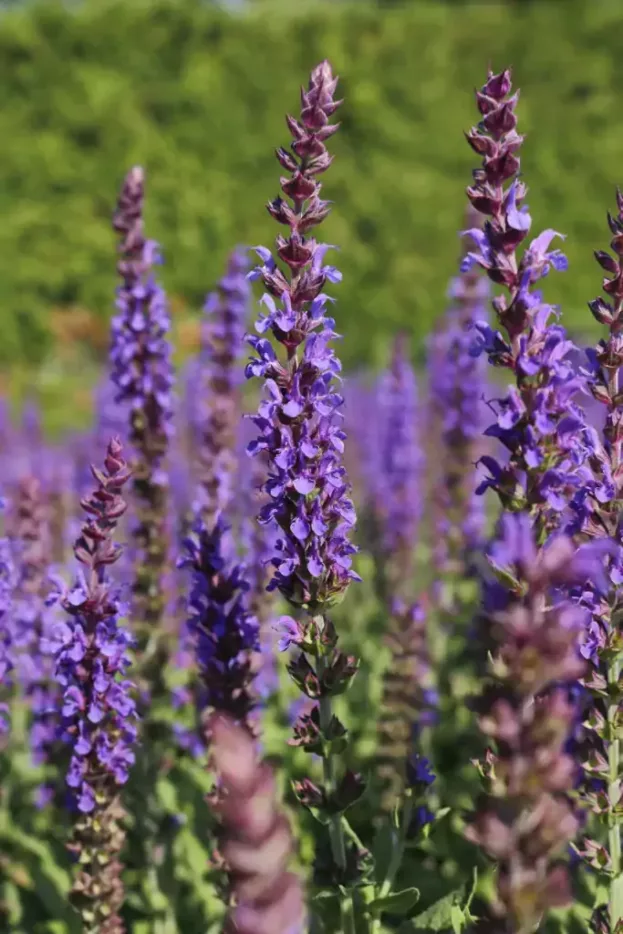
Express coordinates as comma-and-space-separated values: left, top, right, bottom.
0, 0, 621, 374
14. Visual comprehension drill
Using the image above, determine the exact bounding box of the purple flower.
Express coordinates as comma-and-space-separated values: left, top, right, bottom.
245, 65, 364, 918
178, 515, 259, 733
373, 333, 423, 591
194, 248, 250, 528
468, 512, 599, 932
110, 165, 174, 639
210, 713, 307, 934
427, 212, 491, 589
0, 531, 15, 734
54, 438, 136, 931
464, 70, 598, 540
377, 598, 436, 810
569, 190, 623, 920
245, 61, 358, 612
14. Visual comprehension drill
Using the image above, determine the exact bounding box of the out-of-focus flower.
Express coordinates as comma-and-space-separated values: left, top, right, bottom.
210, 712, 307, 934
195, 248, 250, 528
178, 516, 259, 734
468, 513, 603, 933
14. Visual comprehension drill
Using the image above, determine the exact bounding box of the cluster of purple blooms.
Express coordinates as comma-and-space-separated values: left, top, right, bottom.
463, 71, 603, 543
375, 332, 423, 588
427, 216, 491, 579
50, 438, 136, 815
245, 62, 358, 612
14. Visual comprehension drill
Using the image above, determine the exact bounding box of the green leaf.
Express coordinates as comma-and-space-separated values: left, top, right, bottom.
450, 905, 464, 934
369, 886, 420, 917
409, 886, 466, 932
0, 820, 79, 933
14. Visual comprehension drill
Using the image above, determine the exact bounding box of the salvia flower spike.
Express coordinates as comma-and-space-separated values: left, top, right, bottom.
209, 712, 307, 934
178, 514, 259, 735
375, 331, 423, 597
110, 165, 174, 669
246, 60, 363, 932
195, 248, 250, 529
427, 206, 490, 596
51, 438, 136, 934
464, 68, 596, 543
0, 511, 15, 738
468, 513, 609, 934
10, 477, 60, 800
577, 189, 623, 931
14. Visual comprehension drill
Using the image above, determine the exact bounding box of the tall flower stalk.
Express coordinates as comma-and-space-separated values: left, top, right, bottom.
0, 513, 15, 738
376, 598, 436, 811
369, 337, 431, 808
50, 438, 136, 934
468, 513, 608, 933
464, 69, 595, 543
178, 515, 259, 736
110, 166, 174, 671
195, 248, 250, 528
576, 190, 623, 932
375, 332, 422, 600
427, 208, 490, 597
10, 477, 59, 799
246, 61, 363, 932
209, 712, 307, 934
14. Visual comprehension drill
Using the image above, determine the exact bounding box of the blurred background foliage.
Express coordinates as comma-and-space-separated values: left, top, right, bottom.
0, 0, 620, 423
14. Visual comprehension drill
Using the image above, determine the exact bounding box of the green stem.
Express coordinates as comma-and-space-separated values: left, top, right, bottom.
370, 792, 413, 934
608, 654, 623, 931
315, 624, 355, 934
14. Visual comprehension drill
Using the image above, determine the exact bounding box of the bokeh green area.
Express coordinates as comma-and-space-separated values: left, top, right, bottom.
0, 0, 621, 428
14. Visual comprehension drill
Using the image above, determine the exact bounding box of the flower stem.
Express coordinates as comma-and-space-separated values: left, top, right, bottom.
316, 636, 354, 934
609, 654, 623, 931
370, 791, 413, 934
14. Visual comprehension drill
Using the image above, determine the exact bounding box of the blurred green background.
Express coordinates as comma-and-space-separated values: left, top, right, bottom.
0, 0, 620, 426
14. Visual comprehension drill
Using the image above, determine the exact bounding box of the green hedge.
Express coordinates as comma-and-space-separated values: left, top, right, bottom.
0, 0, 622, 369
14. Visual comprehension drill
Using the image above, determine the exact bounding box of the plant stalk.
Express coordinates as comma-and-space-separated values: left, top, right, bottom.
316, 630, 355, 934
370, 792, 413, 934
609, 654, 623, 931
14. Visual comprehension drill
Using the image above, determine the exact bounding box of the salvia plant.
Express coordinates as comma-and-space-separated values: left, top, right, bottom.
1, 56, 623, 934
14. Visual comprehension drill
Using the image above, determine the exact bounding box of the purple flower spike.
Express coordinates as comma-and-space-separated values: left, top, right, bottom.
377, 597, 437, 811
178, 515, 259, 735
464, 69, 597, 541
573, 189, 623, 929
0, 529, 15, 735
210, 713, 307, 934
54, 437, 136, 933
8, 477, 61, 793
468, 513, 598, 933
245, 60, 358, 612
375, 332, 423, 593
246, 62, 364, 921
427, 206, 491, 594
195, 248, 250, 528
110, 166, 174, 652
